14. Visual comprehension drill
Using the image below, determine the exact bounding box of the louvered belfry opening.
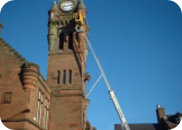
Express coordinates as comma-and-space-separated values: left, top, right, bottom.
68, 32, 73, 49
59, 33, 64, 50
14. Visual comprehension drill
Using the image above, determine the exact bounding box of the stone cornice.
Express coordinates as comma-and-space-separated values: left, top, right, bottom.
24, 62, 40, 70
48, 49, 84, 56
49, 51, 82, 54
51, 89, 84, 97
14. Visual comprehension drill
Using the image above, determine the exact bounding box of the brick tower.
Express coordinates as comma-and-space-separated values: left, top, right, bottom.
47, 0, 90, 130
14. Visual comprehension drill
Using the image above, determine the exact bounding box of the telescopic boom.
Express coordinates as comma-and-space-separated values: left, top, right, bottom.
75, 11, 130, 130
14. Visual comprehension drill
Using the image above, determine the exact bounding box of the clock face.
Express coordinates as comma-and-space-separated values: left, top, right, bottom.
61, 1, 74, 12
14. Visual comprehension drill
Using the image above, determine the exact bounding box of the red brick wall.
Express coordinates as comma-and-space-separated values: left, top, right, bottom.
0, 40, 50, 130
47, 52, 83, 90
0, 40, 28, 129
49, 96, 83, 130
47, 45, 85, 130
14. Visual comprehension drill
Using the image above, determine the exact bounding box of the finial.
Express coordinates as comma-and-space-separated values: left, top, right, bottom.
157, 104, 161, 109
50, 1, 59, 11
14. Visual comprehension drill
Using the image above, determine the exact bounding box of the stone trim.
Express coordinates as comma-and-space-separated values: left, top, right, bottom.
24, 62, 40, 70
22, 62, 50, 94
51, 93, 84, 97
51, 89, 84, 97
48, 50, 83, 55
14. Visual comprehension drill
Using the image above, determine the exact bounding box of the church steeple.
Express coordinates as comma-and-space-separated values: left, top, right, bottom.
47, 0, 90, 130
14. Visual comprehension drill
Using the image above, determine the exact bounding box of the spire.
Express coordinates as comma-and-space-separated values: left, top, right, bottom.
50, 1, 59, 11
77, 0, 86, 10
157, 104, 161, 109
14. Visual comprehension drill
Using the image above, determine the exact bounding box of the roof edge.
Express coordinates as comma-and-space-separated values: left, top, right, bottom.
0, 38, 27, 63
0, 38, 48, 84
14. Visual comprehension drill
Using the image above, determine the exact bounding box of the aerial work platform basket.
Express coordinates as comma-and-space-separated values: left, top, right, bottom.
74, 11, 84, 25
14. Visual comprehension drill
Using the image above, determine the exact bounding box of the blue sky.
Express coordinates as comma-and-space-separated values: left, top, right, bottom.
0, 0, 182, 130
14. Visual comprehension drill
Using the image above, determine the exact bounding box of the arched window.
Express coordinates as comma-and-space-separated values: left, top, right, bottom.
68, 32, 73, 49
59, 33, 64, 50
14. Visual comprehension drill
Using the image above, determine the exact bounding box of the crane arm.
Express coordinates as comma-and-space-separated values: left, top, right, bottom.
75, 11, 130, 130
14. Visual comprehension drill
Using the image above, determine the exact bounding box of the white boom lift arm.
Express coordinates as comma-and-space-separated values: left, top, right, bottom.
74, 11, 130, 130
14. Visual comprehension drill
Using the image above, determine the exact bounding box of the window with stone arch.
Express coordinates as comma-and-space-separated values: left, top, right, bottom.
68, 32, 73, 49
59, 33, 64, 50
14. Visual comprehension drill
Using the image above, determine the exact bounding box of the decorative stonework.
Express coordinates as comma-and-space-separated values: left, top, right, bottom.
84, 99, 89, 109
84, 72, 91, 82
22, 62, 39, 91
48, 24, 57, 51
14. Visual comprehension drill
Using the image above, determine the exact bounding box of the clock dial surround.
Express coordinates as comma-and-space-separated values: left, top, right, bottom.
60, 1, 74, 12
